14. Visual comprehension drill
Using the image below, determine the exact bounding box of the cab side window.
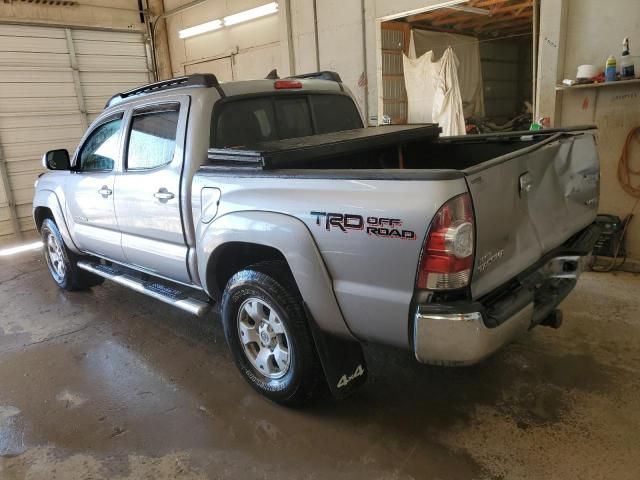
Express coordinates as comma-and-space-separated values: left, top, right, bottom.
127, 103, 180, 170
78, 116, 123, 171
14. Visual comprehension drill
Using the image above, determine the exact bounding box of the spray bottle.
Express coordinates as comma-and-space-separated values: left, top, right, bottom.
621, 38, 635, 79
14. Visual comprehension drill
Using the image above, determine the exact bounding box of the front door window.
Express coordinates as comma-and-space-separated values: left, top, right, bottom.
78, 116, 122, 171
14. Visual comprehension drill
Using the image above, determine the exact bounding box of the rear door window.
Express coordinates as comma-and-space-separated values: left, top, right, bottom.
127, 103, 180, 170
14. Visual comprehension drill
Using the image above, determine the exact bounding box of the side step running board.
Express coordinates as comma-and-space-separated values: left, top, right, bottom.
77, 260, 212, 317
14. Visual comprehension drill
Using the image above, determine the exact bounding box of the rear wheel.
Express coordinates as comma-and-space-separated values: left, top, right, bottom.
41, 218, 104, 291
221, 261, 324, 405
237, 296, 292, 380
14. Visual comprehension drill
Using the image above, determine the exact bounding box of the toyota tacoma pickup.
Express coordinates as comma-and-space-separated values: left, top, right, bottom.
33, 72, 600, 405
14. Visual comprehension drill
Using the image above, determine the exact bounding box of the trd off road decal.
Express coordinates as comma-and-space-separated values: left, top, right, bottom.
310, 211, 416, 240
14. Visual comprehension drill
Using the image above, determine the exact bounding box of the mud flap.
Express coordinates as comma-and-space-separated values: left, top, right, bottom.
304, 305, 367, 399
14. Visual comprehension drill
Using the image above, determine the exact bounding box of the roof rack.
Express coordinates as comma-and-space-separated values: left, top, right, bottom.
288, 71, 342, 83
105, 73, 221, 108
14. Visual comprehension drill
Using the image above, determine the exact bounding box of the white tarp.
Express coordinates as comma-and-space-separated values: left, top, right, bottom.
410, 29, 484, 118
403, 45, 466, 135
432, 47, 466, 136
402, 50, 437, 124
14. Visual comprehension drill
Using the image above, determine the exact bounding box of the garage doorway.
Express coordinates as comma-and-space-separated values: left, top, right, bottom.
379, 0, 536, 134
0, 23, 152, 242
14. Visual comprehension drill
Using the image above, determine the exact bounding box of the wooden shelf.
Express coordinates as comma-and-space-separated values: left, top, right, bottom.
555, 78, 640, 91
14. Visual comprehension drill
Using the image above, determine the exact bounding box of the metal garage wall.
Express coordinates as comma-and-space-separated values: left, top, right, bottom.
163, 0, 283, 81
0, 23, 151, 241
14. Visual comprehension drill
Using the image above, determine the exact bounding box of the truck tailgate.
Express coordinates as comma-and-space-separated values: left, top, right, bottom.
465, 131, 599, 298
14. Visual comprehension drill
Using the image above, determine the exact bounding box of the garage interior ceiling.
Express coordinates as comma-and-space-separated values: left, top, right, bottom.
404, 0, 533, 37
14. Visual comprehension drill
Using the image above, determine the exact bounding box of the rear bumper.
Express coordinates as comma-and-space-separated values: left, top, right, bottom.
413, 223, 600, 366
413, 304, 533, 366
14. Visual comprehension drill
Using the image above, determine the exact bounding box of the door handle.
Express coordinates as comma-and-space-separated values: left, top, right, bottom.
153, 189, 175, 202
519, 172, 533, 196
98, 186, 113, 196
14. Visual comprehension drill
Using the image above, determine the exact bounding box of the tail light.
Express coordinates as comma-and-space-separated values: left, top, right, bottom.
417, 193, 475, 290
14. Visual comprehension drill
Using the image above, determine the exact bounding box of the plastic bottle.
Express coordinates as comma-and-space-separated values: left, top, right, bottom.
621, 38, 635, 79
605, 54, 617, 82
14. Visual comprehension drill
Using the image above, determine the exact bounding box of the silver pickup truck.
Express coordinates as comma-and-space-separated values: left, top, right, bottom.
33, 72, 600, 405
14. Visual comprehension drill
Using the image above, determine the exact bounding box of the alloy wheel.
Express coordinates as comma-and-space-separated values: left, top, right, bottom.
237, 297, 292, 379
45, 232, 66, 283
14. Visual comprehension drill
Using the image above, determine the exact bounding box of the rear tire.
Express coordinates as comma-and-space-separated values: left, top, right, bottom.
221, 261, 324, 405
41, 218, 104, 291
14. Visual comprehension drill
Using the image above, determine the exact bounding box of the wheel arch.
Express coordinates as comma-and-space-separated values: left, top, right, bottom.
206, 241, 289, 299
198, 211, 355, 340
33, 206, 53, 232
32, 190, 81, 254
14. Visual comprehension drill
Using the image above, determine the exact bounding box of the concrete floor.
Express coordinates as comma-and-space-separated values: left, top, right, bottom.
0, 249, 639, 480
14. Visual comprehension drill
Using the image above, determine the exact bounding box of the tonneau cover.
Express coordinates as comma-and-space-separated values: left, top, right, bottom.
207, 124, 441, 169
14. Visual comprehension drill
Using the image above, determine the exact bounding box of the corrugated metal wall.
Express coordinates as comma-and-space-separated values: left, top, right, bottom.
0, 23, 151, 241
480, 39, 533, 120
381, 24, 408, 124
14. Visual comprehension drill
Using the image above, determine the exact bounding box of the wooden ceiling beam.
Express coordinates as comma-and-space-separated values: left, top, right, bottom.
489, 1, 533, 16
473, 17, 532, 34
437, 15, 503, 31
458, 12, 533, 28
429, 3, 530, 27
452, 9, 532, 30
406, 7, 462, 23
473, 0, 514, 8
382, 20, 410, 31
479, 12, 532, 27
404, 0, 533, 36
412, 23, 474, 35
430, 12, 479, 27
406, 0, 515, 24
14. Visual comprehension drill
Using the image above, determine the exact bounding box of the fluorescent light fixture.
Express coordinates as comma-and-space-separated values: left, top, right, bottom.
445, 5, 492, 15
179, 18, 223, 39
0, 241, 42, 257
178, 2, 278, 40
381, 0, 466, 21
223, 2, 278, 26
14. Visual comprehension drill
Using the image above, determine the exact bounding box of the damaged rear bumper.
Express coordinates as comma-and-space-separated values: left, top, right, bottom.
413, 223, 600, 366
413, 304, 533, 366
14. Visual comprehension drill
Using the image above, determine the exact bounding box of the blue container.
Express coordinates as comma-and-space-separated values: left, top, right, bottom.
605, 54, 617, 82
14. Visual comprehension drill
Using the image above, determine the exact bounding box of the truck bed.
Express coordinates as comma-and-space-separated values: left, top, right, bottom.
205, 124, 596, 173
206, 124, 440, 169
197, 123, 599, 330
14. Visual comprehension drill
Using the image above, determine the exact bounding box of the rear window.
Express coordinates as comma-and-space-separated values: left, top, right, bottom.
312, 95, 363, 134
212, 94, 362, 148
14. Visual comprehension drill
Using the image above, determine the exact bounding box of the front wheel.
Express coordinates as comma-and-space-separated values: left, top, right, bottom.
221, 261, 324, 405
41, 218, 104, 291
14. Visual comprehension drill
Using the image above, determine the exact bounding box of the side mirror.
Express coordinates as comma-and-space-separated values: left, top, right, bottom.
42, 149, 71, 171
